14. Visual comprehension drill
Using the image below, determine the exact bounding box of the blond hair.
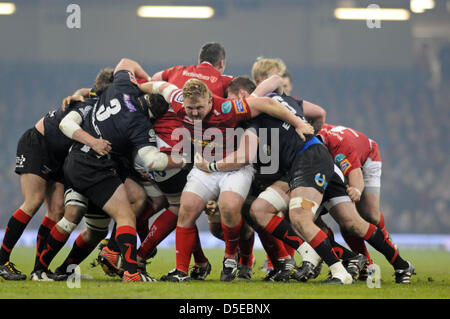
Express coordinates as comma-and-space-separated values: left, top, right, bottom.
251, 57, 287, 84
182, 79, 212, 103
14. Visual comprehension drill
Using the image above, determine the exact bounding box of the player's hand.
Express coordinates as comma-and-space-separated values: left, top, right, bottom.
62, 95, 85, 111
295, 122, 315, 141
194, 152, 209, 172
346, 185, 362, 202
205, 200, 218, 216
91, 138, 112, 156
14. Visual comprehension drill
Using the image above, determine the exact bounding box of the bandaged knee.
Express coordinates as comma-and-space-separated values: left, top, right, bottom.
56, 217, 78, 234
289, 196, 319, 214
257, 187, 288, 213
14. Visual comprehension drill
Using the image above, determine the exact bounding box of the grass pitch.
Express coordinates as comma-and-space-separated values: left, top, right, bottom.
0, 247, 449, 299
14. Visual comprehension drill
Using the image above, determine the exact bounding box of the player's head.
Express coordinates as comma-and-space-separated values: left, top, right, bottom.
198, 42, 226, 73
281, 70, 293, 96
137, 93, 169, 120
251, 57, 287, 85
226, 76, 256, 99
91, 68, 114, 96
182, 79, 213, 120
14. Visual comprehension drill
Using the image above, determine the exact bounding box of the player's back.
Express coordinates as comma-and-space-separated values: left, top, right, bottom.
43, 98, 97, 158
248, 93, 313, 172
319, 124, 372, 168
77, 70, 154, 157
162, 62, 233, 98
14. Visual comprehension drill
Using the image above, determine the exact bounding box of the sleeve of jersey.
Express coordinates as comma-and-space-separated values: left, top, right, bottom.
229, 98, 251, 122
334, 145, 360, 175
113, 70, 141, 96
168, 89, 185, 117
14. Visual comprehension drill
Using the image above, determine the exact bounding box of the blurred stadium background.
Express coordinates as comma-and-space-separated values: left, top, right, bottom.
0, 0, 449, 249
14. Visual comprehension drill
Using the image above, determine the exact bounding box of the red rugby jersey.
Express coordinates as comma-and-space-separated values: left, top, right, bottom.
162, 62, 233, 98
169, 89, 251, 160
318, 123, 373, 175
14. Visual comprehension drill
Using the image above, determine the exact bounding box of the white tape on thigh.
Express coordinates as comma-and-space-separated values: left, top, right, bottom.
289, 196, 319, 214
84, 215, 111, 233
64, 188, 88, 208
258, 187, 288, 212
56, 217, 78, 234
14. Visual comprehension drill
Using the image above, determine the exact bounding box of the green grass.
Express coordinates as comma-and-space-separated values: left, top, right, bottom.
0, 247, 449, 299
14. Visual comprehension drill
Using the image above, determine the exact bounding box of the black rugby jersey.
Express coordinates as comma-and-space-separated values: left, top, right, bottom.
43, 97, 97, 161
73, 70, 156, 157
246, 93, 315, 173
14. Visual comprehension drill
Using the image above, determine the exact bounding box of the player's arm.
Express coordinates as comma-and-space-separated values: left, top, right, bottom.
61, 88, 92, 111
138, 81, 179, 103
59, 111, 112, 156
195, 129, 259, 172
246, 97, 314, 141
114, 58, 151, 82
150, 71, 164, 81
346, 168, 364, 202
251, 75, 284, 97
303, 100, 326, 134
137, 145, 186, 171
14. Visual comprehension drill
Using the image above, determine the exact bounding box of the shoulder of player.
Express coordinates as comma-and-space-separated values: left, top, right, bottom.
213, 96, 249, 116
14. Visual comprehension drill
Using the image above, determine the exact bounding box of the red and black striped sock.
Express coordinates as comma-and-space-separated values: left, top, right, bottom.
309, 230, 340, 267
0, 208, 32, 264
265, 215, 304, 250
257, 228, 290, 264
106, 223, 120, 252
37, 226, 70, 271
57, 234, 97, 273
342, 232, 373, 264
364, 224, 408, 270
115, 225, 138, 274
34, 216, 56, 267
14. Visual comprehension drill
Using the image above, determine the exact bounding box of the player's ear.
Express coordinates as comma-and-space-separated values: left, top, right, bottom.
239, 89, 249, 99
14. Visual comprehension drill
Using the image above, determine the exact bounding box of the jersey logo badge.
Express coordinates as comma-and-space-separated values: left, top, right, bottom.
210, 76, 218, 83
334, 153, 351, 174
15, 155, 26, 168
123, 94, 136, 112
232, 99, 247, 114
314, 173, 327, 189
334, 153, 346, 166
128, 72, 138, 85
221, 101, 232, 114
339, 159, 351, 174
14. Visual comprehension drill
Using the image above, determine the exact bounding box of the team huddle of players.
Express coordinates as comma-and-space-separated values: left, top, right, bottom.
0, 42, 415, 284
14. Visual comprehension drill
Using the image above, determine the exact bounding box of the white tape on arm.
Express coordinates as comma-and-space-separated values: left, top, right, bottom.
59, 111, 83, 139
138, 145, 169, 171
151, 81, 178, 101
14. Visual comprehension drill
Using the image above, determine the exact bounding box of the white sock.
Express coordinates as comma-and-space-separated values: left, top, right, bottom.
297, 242, 321, 266
329, 261, 353, 284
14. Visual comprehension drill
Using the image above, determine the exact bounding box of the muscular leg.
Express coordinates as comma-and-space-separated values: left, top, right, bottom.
102, 184, 139, 275
0, 174, 47, 265
330, 201, 410, 271
34, 181, 65, 266
218, 191, 245, 259
174, 192, 205, 274
288, 186, 352, 284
